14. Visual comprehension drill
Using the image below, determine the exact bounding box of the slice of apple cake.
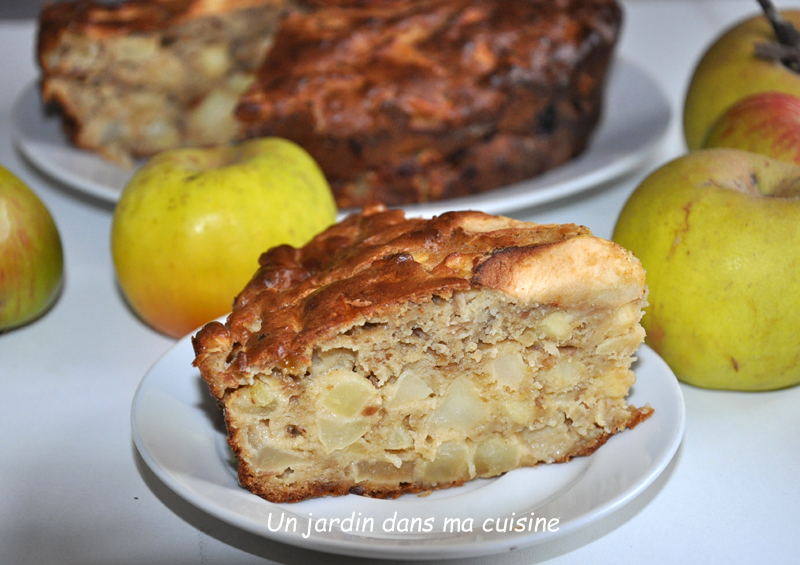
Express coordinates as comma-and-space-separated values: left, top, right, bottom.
192, 204, 653, 503
37, 0, 291, 167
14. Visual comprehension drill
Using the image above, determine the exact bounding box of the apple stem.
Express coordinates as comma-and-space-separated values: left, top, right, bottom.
757, 0, 800, 46
755, 0, 800, 72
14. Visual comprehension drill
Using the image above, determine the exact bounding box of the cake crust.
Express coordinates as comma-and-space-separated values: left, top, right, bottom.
194, 205, 645, 397
235, 0, 622, 207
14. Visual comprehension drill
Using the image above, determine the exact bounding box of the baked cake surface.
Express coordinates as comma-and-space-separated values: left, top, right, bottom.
37, 0, 290, 166
235, 0, 622, 207
192, 205, 652, 503
37, 0, 621, 206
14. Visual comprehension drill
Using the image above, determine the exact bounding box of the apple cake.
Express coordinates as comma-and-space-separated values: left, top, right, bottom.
37, 0, 292, 167
235, 0, 623, 207
192, 204, 652, 503
37, 0, 621, 206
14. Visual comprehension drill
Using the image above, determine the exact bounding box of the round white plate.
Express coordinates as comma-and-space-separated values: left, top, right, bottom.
131, 340, 684, 560
14, 58, 670, 214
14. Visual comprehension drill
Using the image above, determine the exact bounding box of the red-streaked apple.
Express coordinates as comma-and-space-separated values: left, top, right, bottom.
683, 10, 800, 151
702, 91, 800, 164
111, 137, 337, 339
612, 148, 800, 391
0, 165, 63, 331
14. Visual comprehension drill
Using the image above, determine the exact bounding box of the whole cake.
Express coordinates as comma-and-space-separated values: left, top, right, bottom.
37, 0, 621, 205
236, 0, 622, 207
192, 205, 652, 503
37, 0, 291, 167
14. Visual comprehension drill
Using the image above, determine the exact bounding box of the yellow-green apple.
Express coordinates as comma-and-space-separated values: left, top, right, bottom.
0, 164, 63, 331
111, 137, 337, 339
612, 148, 800, 391
683, 10, 800, 151
702, 91, 800, 164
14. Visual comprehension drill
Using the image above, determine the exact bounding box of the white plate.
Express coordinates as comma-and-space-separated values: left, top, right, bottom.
131, 340, 684, 560
14, 58, 670, 214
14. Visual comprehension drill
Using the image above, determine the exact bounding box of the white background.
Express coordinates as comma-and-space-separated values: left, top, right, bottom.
1, 1, 798, 563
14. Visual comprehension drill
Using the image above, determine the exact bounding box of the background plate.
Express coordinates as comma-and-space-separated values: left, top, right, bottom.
14, 58, 670, 214
131, 340, 684, 560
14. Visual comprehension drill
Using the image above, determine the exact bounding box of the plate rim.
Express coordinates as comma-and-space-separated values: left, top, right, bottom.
13, 56, 671, 215
131, 338, 685, 560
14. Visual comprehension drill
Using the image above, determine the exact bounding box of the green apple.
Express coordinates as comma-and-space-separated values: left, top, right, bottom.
683, 10, 800, 151
111, 137, 337, 338
702, 91, 800, 164
0, 165, 63, 331
612, 148, 800, 391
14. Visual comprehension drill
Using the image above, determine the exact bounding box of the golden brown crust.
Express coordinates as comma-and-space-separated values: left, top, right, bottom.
473, 236, 647, 309
193, 204, 644, 399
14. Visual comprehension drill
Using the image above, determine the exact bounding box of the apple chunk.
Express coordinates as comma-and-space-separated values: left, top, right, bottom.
613, 148, 800, 390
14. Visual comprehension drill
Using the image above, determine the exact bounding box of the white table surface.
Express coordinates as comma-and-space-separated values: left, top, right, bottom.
1, 1, 798, 563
